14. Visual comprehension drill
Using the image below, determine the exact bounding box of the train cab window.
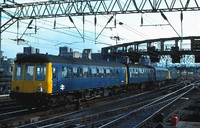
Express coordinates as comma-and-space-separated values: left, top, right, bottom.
35, 64, 46, 81
14, 64, 23, 80
116, 70, 119, 77
83, 67, 88, 78
92, 68, 97, 77
62, 67, 68, 78
24, 64, 34, 81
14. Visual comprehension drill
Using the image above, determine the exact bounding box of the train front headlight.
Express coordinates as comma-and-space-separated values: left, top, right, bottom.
38, 86, 43, 92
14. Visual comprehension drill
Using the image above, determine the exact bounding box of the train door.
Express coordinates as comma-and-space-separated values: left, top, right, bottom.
52, 66, 58, 93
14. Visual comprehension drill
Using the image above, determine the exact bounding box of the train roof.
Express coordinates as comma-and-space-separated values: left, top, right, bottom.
127, 64, 154, 69
153, 66, 168, 71
15, 54, 126, 67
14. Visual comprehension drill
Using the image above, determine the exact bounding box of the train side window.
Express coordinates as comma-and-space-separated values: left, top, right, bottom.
14, 64, 23, 80
89, 68, 92, 78
116, 70, 119, 77
24, 64, 34, 81
97, 68, 99, 77
73, 67, 78, 78
92, 68, 97, 77
135, 69, 138, 77
112, 69, 115, 77
80, 68, 83, 78
62, 66, 68, 78
99, 68, 103, 77
104, 69, 106, 77
110, 69, 113, 77
106, 69, 110, 77
129, 69, 132, 77
69, 68, 73, 78
83, 67, 88, 78
53, 67, 57, 79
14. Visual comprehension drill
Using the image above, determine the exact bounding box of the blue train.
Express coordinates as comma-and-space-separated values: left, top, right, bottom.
10, 54, 177, 106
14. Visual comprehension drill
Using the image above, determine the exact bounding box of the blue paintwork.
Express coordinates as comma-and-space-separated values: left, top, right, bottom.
52, 63, 177, 94
169, 68, 178, 80
153, 67, 169, 81
128, 65, 155, 84
52, 63, 126, 93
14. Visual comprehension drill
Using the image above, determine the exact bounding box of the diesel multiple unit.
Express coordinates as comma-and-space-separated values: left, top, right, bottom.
10, 54, 177, 106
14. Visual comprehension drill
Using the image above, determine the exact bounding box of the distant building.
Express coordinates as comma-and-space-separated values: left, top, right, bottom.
82, 49, 92, 59
59, 47, 73, 57
17, 46, 39, 59
24, 46, 39, 55
73, 51, 82, 58
59, 46, 82, 58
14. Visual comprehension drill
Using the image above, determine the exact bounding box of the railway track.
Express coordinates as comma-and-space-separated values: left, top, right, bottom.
10, 81, 187, 128
34, 83, 194, 128
103, 83, 195, 128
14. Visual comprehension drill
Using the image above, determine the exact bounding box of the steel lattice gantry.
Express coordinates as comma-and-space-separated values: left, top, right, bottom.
0, 0, 200, 33
1, 0, 200, 19
0, 0, 200, 64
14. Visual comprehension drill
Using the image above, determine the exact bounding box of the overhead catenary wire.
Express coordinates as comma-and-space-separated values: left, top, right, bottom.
1, 15, 112, 46
102, 15, 150, 40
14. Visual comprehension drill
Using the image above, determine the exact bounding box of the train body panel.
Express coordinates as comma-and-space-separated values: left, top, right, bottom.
128, 65, 155, 84
11, 62, 52, 94
154, 67, 168, 81
168, 68, 178, 80
51, 63, 127, 93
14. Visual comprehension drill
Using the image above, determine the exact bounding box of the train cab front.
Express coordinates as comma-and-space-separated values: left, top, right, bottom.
10, 62, 52, 106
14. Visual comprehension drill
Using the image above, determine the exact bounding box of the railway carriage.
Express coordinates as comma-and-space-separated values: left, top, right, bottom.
127, 65, 155, 84
11, 54, 127, 106
153, 67, 169, 81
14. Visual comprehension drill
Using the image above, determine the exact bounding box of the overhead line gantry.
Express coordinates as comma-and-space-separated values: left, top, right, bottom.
1, 0, 200, 19
1, 0, 200, 33
1, 0, 200, 64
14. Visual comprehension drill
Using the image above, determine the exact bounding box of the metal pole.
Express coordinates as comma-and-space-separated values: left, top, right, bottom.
180, 11, 183, 51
